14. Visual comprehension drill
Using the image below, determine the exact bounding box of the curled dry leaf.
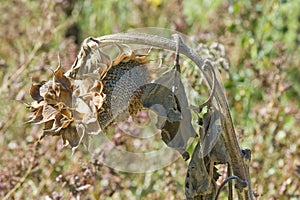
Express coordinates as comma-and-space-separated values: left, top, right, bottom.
185, 103, 229, 199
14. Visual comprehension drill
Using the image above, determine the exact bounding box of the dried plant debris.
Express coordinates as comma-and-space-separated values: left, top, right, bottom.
27, 37, 196, 156
27, 67, 77, 146
185, 99, 229, 198
185, 141, 217, 199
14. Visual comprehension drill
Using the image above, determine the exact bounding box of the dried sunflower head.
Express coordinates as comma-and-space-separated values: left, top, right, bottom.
27, 36, 196, 156
27, 38, 152, 151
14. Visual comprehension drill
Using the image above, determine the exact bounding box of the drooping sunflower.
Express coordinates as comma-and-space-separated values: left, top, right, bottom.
27, 36, 196, 156
27, 37, 154, 151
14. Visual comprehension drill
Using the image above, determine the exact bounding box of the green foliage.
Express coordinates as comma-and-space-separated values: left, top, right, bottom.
0, 0, 299, 199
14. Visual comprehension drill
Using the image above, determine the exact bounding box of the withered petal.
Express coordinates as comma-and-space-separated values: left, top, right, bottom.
56, 84, 73, 107
99, 49, 111, 66
54, 66, 72, 89
60, 108, 72, 119
41, 105, 60, 122
93, 94, 105, 110
30, 81, 46, 101
40, 120, 58, 139
90, 81, 104, 93
27, 107, 44, 123
61, 126, 81, 148
43, 89, 58, 105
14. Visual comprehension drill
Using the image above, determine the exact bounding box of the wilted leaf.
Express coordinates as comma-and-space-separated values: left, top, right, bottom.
185, 141, 215, 199
140, 83, 182, 145
185, 102, 229, 199
199, 104, 222, 158
141, 83, 181, 121
151, 67, 197, 155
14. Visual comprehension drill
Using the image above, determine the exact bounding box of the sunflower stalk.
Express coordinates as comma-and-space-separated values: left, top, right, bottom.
88, 32, 253, 199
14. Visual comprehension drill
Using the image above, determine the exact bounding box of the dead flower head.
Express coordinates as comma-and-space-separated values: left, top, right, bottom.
27, 38, 149, 152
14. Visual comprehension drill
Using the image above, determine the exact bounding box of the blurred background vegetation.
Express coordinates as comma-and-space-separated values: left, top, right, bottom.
0, 0, 299, 199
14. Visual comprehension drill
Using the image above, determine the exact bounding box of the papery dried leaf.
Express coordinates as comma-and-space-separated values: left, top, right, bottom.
185, 136, 228, 199
27, 106, 43, 123
60, 117, 74, 129
72, 91, 100, 136
140, 82, 182, 145
90, 81, 105, 111
52, 67, 73, 107
26, 101, 43, 122
209, 132, 229, 164
42, 120, 56, 137
43, 114, 68, 134
185, 141, 215, 199
29, 67, 75, 138
199, 105, 222, 158
84, 120, 101, 135
141, 83, 181, 120
151, 67, 197, 155
90, 80, 104, 93
60, 108, 72, 119
72, 77, 103, 126
185, 103, 229, 199
98, 49, 111, 66
73, 78, 95, 98
76, 123, 90, 150
93, 93, 105, 111
56, 84, 72, 107
39, 81, 52, 97
198, 103, 229, 162
64, 37, 93, 79
161, 120, 180, 144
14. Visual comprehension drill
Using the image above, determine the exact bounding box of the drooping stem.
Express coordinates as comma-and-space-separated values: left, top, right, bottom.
89, 32, 253, 199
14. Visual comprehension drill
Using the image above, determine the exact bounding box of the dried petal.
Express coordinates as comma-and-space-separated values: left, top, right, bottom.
61, 126, 81, 148
30, 81, 45, 101
54, 66, 72, 89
